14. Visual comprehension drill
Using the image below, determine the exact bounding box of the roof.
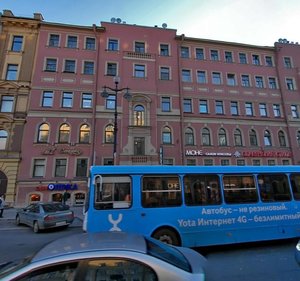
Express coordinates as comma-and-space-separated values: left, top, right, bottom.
32, 232, 147, 262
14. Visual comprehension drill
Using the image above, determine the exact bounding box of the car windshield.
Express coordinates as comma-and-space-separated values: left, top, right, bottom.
42, 203, 68, 213
0, 256, 31, 278
145, 237, 192, 272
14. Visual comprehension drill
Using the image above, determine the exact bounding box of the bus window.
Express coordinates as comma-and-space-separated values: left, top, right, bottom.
223, 175, 258, 204
184, 174, 221, 205
258, 174, 291, 202
142, 176, 182, 208
290, 173, 300, 200
94, 176, 131, 209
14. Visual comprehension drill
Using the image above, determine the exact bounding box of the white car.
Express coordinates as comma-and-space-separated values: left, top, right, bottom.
0, 232, 206, 280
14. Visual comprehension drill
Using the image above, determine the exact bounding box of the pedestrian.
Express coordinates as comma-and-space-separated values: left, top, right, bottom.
0, 195, 5, 218
63, 191, 70, 205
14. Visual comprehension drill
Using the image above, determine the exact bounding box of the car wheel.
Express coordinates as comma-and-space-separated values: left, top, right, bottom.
152, 228, 180, 246
16, 215, 21, 226
33, 221, 40, 233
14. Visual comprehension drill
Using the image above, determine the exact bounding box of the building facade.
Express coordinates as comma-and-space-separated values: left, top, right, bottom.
1, 11, 300, 206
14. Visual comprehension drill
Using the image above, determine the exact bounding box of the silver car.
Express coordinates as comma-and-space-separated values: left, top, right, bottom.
16, 202, 74, 233
0, 232, 206, 280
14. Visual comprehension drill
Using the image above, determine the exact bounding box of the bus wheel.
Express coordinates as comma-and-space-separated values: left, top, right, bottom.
152, 228, 180, 246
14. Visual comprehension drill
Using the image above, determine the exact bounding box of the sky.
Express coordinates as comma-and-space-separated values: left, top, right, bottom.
1, 0, 299, 46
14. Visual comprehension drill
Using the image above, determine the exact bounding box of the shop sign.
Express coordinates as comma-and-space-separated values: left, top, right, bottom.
36, 183, 79, 191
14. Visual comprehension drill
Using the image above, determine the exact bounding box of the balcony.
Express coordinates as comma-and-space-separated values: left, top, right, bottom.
123, 51, 155, 61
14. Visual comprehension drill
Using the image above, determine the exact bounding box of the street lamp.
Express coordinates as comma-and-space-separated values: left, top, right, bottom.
101, 76, 131, 165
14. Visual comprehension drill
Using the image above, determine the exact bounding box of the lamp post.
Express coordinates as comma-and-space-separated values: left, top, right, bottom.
101, 76, 131, 165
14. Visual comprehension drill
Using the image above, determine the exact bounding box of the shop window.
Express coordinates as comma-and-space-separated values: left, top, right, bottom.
29, 193, 41, 202
74, 192, 85, 205
52, 193, 62, 202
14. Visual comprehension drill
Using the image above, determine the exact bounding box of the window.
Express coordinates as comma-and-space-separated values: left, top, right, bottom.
183, 99, 192, 113
160, 44, 169, 56
225, 51, 233, 63
0, 130, 8, 150
83, 61, 94, 75
221, 159, 230, 166
76, 158, 88, 177
210, 50, 219, 61
268, 77, 277, 89
297, 131, 300, 147
64, 59, 76, 73
265, 56, 273, 66
106, 62, 117, 76
278, 130, 286, 147
162, 97, 171, 112
230, 101, 239, 115
55, 159, 67, 177
160, 67, 170, 80
106, 94, 115, 109
82, 93, 92, 108
135, 41, 145, 53
42, 91, 53, 107
223, 175, 258, 204
108, 39, 119, 51
105, 124, 114, 143
85, 37, 95, 50
253, 159, 261, 166
284, 57, 292, 68
264, 130, 272, 146
199, 100, 208, 114
62, 92, 73, 108
79, 124, 90, 143
181, 46, 189, 58
195, 48, 204, 60
204, 159, 213, 166
49, 34, 59, 47
181, 69, 191, 82
5, 64, 18, 80
58, 123, 70, 143
134, 64, 145, 78
197, 70, 206, 83
202, 128, 211, 146
241, 75, 250, 87
239, 53, 247, 64
33, 159, 45, 177
185, 127, 194, 145
234, 129, 243, 146
133, 105, 145, 126
134, 137, 145, 155
212, 72, 221, 84
252, 54, 260, 65
259, 103, 268, 117
162, 126, 172, 144
67, 35, 78, 48
186, 159, 196, 166
286, 78, 295, 90
245, 102, 253, 116
37, 123, 49, 143
215, 100, 224, 114
249, 129, 258, 146
218, 128, 227, 146
291, 105, 299, 118
237, 159, 245, 166
45, 58, 57, 72
0, 96, 14, 112
227, 73, 236, 86
273, 104, 281, 117
255, 76, 264, 88
11, 35, 23, 51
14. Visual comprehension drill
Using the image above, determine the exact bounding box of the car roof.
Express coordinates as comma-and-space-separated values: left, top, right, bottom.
32, 232, 148, 262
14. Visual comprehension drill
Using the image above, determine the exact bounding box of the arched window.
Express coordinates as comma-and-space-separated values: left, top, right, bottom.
249, 129, 258, 146
202, 128, 211, 146
79, 124, 90, 143
105, 124, 114, 143
37, 123, 49, 143
234, 128, 243, 146
185, 127, 194, 145
218, 128, 227, 146
264, 130, 272, 146
162, 126, 172, 144
134, 105, 145, 126
278, 130, 286, 147
58, 123, 70, 143
0, 130, 8, 150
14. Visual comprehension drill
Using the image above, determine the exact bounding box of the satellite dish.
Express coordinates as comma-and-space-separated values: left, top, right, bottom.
116, 18, 122, 23
162, 23, 167, 28
111, 17, 116, 23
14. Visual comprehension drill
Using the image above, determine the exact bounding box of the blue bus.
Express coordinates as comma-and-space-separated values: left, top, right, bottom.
83, 165, 300, 247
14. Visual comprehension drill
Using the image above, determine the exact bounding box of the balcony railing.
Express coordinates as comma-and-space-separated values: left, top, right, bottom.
123, 51, 155, 60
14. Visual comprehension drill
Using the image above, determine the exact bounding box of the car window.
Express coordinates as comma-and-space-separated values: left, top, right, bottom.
42, 204, 66, 213
15, 262, 78, 281
83, 258, 158, 281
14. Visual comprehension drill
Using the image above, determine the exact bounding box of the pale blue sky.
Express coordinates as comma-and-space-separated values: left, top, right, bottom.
1, 0, 299, 46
